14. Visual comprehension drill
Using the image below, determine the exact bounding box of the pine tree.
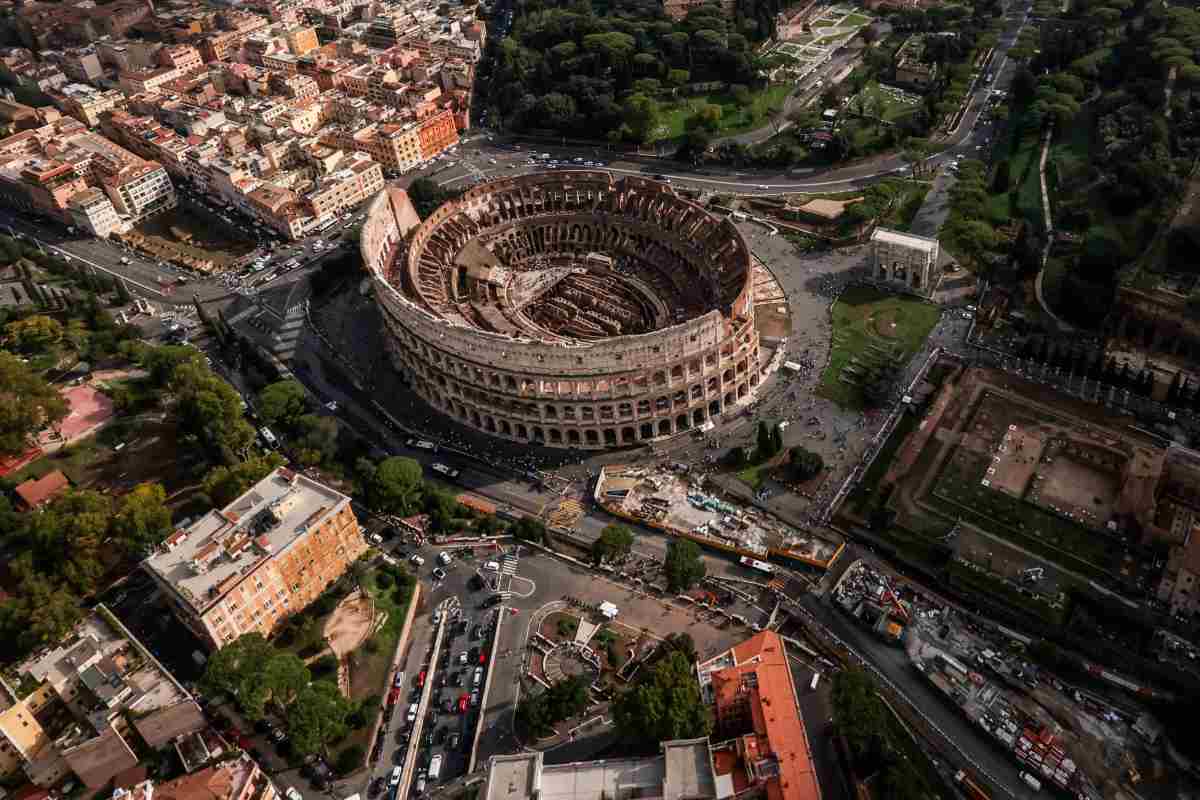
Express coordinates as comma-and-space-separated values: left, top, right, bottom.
756, 421, 772, 459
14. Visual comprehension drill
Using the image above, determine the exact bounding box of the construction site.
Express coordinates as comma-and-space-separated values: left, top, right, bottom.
594, 464, 844, 570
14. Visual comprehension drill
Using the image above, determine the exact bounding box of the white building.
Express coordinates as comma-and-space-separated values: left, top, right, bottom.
869, 227, 940, 295
67, 187, 124, 238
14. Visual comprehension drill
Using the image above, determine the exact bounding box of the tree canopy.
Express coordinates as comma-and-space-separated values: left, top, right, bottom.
612, 650, 710, 751
663, 538, 706, 593
257, 380, 309, 430
591, 524, 634, 565
0, 350, 67, 455
360, 456, 424, 514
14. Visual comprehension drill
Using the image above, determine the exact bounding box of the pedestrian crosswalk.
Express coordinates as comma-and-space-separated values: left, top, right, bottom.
500, 554, 519, 575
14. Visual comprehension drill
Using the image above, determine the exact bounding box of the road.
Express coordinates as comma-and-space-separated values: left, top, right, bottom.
427, 3, 1027, 198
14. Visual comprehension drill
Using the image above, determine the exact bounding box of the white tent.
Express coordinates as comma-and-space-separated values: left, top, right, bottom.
599, 601, 619, 619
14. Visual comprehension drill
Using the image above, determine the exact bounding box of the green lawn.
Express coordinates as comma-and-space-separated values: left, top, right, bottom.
843, 12, 872, 26
856, 82, 921, 123
948, 560, 1067, 626
656, 84, 791, 141
817, 287, 941, 409
811, 18, 837, 27
736, 459, 777, 490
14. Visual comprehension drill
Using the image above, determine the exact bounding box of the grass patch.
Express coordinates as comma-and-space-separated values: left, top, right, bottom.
657, 84, 791, 141
350, 567, 417, 703
845, 412, 920, 515
880, 183, 931, 231
811, 18, 837, 27
815, 34, 845, 46
816, 287, 941, 409
843, 12, 871, 26
736, 459, 776, 490
926, 455, 1118, 581
948, 560, 1067, 625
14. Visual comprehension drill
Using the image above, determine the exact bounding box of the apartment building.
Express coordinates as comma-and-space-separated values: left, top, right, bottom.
0, 158, 88, 218
118, 65, 180, 95
285, 25, 320, 56
143, 467, 368, 650
52, 83, 127, 127
158, 44, 204, 76
0, 607, 205, 789
67, 187, 123, 237
101, 162, 176, 222
304, 151, 383, 220
416, 107, 457, 161
122, 753, 278, 800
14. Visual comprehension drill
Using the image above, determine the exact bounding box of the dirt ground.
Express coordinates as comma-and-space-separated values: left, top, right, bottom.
324, 590, 375, 658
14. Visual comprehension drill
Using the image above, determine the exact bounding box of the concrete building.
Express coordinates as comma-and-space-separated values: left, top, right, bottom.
53, 84, 127, 127
416, 107, 457, 161
143, 467, 367, 650
303, 152, 383, 221
362, 173, 763, 450
0, 607, 205, 788
869, 227, 940, 295
101, 162, 175, 223
67, 187, 124, 237
485, 740, 719, 800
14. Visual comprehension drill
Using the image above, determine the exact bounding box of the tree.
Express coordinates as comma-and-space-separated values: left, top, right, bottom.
171, 362, 256, 459
0, 351, 68, 455
991, 159, 1011, 192
512, 516, 547, 544
335, 744, 366, 775
294, 414, 339, 466
770, 423, 784, 455
621, 93, 661, 143
202, 633, 278, 717
612, 650, 710, 751
756, 420, 773, 458
257, 380, 308, 430
202, 454, 286, 507
663, 538, 706, 593
4, 315, 63, 353
786, 447, 824, 482
407, 178, 458, 218
832, 668, 888, 759
362, 456, 424, 513
591, 524, 634, 565
110, 482, 172, 555
288, 681, 352, 756
721, 446, 747, 468
263, 652, 311, 709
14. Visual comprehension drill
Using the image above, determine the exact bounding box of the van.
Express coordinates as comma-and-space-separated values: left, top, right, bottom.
406, 703, 418, 723
437, 552, 452, 566
389, 767, 402, 787
484, 561, 500, 572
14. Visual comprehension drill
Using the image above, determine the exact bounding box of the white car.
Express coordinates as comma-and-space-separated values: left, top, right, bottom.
368, 533, 383, 546
473, 666, 483, 686
483, 561, 500, 571
390, 767, 402, 787
410, 554, 426, 566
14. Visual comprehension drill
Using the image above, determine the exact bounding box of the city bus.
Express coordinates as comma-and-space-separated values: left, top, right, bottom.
739, 556, 775, 575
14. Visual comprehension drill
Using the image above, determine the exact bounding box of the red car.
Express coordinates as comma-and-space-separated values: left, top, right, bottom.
417, 670, 426, 688
478, 650, 487, 664
458, 693, 469, 713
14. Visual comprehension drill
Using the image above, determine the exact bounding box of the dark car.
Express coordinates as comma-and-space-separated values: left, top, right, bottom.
472, 625, 483, 640
393, 748, 407, 765
434, 727, 446, 744
448, 733, 461, 750
450, 671, 463, 687
253, 720, 272, 734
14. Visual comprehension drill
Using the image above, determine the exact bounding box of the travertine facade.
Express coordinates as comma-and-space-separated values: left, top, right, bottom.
362, 173, 763, 450
870, 227, 940, 295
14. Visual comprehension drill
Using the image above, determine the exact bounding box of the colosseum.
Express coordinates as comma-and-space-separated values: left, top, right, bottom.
360, 172, 765, 450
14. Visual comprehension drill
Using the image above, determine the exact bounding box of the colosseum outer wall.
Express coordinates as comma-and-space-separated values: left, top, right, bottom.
361, 174, 764, 450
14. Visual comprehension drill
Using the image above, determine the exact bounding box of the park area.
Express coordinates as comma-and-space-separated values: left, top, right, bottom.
655, 84, 791, 140
817, 286, 940, 408
850, 82, 923, 123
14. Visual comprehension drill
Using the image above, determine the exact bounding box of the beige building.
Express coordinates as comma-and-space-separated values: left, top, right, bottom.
101, 162, 176, 222
143, 467, 367, 650
304, 152, 384, 221
870, 227, 940, 295
0, 607, 205, 789
53, 84, 126, 127
67, 187, 123, 237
